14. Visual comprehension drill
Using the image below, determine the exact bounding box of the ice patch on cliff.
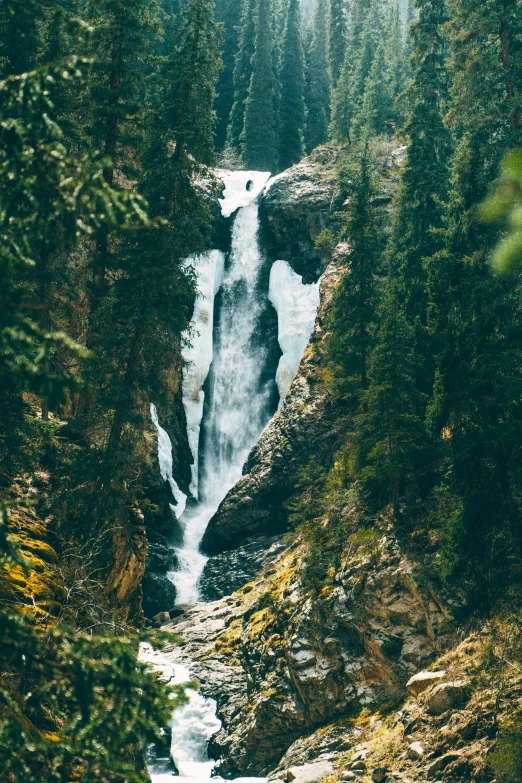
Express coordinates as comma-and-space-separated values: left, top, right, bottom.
216, 170, 271, 217
181, 251, 225, 498
269, 260, 320, 404
150, 404, 187, 519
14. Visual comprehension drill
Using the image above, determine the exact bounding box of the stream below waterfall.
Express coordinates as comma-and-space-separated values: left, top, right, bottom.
145, 170, 320, 783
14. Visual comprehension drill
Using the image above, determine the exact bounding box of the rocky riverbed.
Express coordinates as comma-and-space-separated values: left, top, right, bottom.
158, 527, 522, 783
160, 528, 457, 776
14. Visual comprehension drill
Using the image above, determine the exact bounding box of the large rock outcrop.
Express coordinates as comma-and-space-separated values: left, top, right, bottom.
162, 531, 454, 776
260, 145, 344, 281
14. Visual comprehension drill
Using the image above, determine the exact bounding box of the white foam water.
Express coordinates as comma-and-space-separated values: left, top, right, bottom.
142, 643, 265, 783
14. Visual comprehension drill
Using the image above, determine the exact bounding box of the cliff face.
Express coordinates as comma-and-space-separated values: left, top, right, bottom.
163, 530, 460, 776
260, 145, 345, 281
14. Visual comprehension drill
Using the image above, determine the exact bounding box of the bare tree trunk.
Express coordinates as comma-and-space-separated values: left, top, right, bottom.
38, 191, 52, 420
93, 3, 124, 289
500, 20, 521, 132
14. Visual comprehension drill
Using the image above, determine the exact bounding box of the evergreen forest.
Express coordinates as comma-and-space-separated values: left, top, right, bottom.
1, 0, 522, 781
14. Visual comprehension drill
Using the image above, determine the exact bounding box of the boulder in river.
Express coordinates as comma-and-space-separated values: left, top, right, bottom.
406, 670, 446, 696
286, 761, 334, 783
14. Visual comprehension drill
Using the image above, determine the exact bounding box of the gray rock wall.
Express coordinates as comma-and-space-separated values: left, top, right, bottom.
163, 533, 453, 776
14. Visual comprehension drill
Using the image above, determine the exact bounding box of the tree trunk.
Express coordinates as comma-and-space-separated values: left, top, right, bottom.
38, 191, 52, 420
499, 20, 521, 132
107, 317, 148, 454
93, 4, 124, 288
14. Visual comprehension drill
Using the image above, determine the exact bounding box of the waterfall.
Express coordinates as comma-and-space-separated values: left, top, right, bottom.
150, 404, 187, 519
181, 250, 226, 498
146, 170, 323, 783
145, 170, 274, 783
172, 170, 273, 606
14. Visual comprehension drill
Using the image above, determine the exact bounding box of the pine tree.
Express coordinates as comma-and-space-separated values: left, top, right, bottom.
91, 0, 220, 456
330, 0, 374, 143
426, 0, 522, 596
328, 0, 347, 87
214, 0, 242, 149
353, 38, 393, 136
0, 0, 42, 77
0, 2, 148, 506
79, 0, 162, 292
447, 0, 521, 141
37, 6, 75, 137
357, 286, 430, 520
304, 0, 330, 153
384, 0, 410, 130
226, 0, 256, 153
390, 0, 450, 358
353, 0, 450, 521
242, 0, 279, 170
279, 0, 305, 169
328, 146, 385, 397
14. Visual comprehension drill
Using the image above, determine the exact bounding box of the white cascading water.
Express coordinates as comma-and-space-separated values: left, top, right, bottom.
145, 170, 273, 783
181, 250, 225, 499
150, 403, 187, 519
145, 171, 321, 783
172, 170, 272, 606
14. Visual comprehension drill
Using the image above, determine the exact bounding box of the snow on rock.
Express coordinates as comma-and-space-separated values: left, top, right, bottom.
150, 403, 187, 518
182, 250, 225, 497
216, 170, 271, 218
269, 260, 320, 404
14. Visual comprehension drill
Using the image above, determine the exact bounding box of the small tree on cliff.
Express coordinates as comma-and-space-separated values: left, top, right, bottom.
328, 145, 385, 398
328, 0, 347, 86
304, 0, 330, 153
